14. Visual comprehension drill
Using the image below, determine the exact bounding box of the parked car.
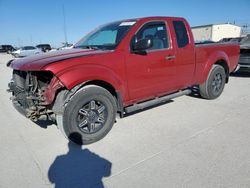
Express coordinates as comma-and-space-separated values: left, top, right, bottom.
219, 37, 244, 44
12, 46, 42, 57
59, 43, 73, 50
0, 45, 16, 53
36, 44, 51, 52
229, 37, 244, 43
7, 16, 239, 145
236, 34, 250, 71
49, 44, 73, 52
219, 38, 233, 43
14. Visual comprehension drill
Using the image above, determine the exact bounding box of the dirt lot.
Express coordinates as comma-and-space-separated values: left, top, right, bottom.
0, 53, 250, 188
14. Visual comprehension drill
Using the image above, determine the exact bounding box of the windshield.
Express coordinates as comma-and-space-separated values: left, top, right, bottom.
74, 20, 136, 50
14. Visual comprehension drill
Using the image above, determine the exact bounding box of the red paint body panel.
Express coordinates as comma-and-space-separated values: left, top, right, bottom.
43, 76, 64, 105
10, 48, 106, 70
10, 16, 240, 107
194, 43, 240, 84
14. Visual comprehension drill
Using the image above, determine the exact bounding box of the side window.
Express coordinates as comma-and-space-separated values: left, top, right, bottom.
173, 21, 189, 48
134, 22, 169, 50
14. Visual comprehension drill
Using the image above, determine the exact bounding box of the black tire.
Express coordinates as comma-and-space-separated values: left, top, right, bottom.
62, 85, 117, 145
199, 64, 226, 99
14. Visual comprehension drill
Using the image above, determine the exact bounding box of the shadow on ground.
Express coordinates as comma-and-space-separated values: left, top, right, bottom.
124, 100, 174, 117
230, 70, 250, 78
188, 86, 203, 99
48, 142, 112, 188
34, 119, 55, 129
123, 87, 205, 118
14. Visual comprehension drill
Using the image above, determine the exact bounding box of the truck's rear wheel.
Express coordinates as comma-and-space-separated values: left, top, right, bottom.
199, 64, 226, 99
61, 85, 117, 145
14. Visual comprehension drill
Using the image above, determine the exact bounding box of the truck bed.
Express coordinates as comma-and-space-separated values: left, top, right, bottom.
194, 43, 240, 84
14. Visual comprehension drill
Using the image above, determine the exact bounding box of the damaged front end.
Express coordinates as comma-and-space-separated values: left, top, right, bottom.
7, 70, 64, 121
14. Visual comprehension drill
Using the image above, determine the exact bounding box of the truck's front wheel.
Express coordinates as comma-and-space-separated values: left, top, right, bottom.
61, 85, 117, 145
199, 64, 226, 99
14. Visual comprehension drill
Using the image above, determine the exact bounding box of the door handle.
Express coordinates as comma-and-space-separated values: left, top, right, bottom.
165, 55, 176, 60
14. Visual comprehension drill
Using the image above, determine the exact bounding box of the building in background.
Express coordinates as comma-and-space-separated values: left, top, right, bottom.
192, 23, 241, 42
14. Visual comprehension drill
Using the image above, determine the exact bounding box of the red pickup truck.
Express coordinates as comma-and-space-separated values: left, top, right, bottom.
8, 17, 239, 145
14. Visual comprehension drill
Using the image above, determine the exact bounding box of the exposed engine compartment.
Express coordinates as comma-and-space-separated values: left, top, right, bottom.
8, 70, 57, 121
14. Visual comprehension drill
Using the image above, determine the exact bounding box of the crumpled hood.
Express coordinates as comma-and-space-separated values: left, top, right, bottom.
10, 48, 108, 70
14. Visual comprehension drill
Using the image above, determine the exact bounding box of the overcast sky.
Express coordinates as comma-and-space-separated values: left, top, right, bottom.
0, 0, 249, 47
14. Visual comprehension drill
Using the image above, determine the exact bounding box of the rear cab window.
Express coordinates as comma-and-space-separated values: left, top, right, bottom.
173, 21, 189, 48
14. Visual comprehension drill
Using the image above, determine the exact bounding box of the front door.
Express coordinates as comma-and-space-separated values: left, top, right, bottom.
126, 21, 178, 102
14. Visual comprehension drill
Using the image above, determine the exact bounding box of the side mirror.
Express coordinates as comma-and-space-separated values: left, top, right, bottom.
133, 38, 153, 54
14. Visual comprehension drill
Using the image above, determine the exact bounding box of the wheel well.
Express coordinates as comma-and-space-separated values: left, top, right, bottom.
52, 80, 124, 117
82, 80, 124, 116
215, 60, 229, 83
83, 80, 117, 98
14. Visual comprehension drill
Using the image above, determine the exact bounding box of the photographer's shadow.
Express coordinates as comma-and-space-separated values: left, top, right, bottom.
48, 141, 112, 188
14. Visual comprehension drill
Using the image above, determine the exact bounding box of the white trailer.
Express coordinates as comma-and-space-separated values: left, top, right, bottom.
192, 23, 241, 42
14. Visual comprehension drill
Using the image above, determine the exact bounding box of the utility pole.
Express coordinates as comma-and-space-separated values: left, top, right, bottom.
62, 4, 68, 45
242, 24, 249, 35
17, 37, 21, 48
29, 34, 33, 45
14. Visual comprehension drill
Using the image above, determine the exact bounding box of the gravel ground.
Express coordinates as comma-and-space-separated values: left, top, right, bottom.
0, 53, 250, 188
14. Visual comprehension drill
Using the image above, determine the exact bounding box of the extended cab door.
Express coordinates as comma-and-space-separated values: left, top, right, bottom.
172, 20, 195, 88
126, 21, 178, 102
